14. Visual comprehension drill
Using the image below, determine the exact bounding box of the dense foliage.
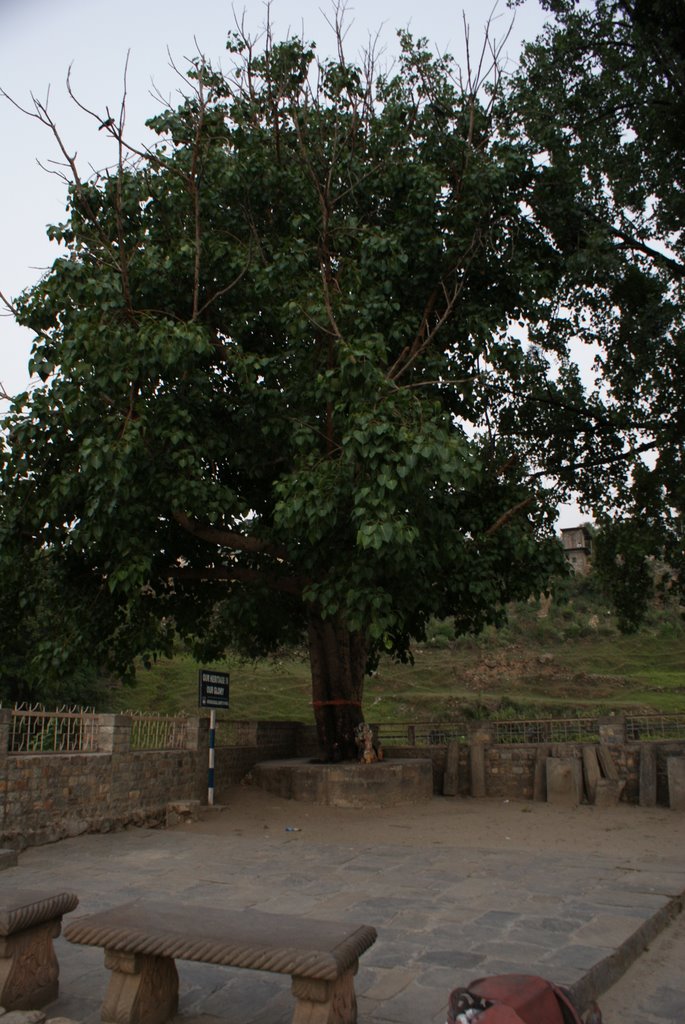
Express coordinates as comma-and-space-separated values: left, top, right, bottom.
3, 8, 679, 746
508, 0, 685, 621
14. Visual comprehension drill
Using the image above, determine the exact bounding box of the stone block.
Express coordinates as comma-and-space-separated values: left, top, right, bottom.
639, 744, 657, 807
667, 757, 685, 811
0, 1012, 47, 1024
546, 757, 582, 806
596, 743, 619, 782
594, 778, 624, 806
581, 746, 601, 804
0, 851, 18, 872
165, 800, 201, 827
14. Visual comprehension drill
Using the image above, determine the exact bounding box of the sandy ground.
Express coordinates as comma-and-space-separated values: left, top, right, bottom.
188, 786, 685, 1021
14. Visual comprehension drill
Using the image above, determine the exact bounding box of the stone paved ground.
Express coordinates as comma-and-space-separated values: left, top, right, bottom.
6, 788, 685, 1024
598, 909, 685, 1023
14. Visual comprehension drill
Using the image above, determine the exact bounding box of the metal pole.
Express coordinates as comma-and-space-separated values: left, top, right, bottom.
208, 708, 216, 806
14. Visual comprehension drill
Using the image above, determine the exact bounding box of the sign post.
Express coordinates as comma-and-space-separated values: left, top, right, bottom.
198, 670, 230, 806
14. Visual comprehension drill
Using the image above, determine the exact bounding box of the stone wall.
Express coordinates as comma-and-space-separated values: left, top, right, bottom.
1, 708, 683, 850
385, 737, 685, 805
484, 746, 538, 800
166, 728, 685, 808
214, 721, 316, 796
0, 712, 315, 848
0, 711, 209, 849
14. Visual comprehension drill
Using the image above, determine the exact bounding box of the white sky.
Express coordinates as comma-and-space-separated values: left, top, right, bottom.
0, 0, 584, 525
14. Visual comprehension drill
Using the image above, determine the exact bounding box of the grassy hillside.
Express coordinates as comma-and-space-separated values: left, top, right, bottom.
109, 574, 685, 722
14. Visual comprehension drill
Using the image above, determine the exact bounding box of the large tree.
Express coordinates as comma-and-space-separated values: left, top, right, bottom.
507, 0, 685, 620
1, 26, 617, 751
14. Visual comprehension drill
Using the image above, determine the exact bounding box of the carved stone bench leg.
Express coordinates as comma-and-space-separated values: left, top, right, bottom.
0, 918, 61, 1010
101, 950, 179, 1024
291, 963, 358, 1024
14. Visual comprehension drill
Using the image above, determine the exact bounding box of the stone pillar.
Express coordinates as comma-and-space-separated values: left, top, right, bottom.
533, 746, 550, 802
639, 744, 657, 807
0, 919, 61, 1009
598, 715, 626, 745
97, 715, 132, 754
190, 718, 211, 803
582, 745, 601, 804
291, 969, 358, 1024
443, 741, 460, 797
184, 717, 209, 752
0, 709, 11, 754
667, 757, 685, 811
469, 722, 495, 744
0, 710, 11, 834
101, 949, 179, 1024
469, 743, 486, 798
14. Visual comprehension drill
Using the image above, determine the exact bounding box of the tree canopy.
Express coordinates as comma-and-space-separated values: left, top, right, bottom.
508, 0, 685, 617
2, 13, 673, 746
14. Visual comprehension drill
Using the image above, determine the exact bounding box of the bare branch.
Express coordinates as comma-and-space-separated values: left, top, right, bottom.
526, 437, 662, 483
114, 53, 134, 314
0, 288, 54, 348
387, 230, 483, 383
193, 248, 253, 320
189, 62, 207, 319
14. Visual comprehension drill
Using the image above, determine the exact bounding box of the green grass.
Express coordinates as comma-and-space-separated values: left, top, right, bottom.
111, 652, 313, 720
107, 628, 685, 723
104, 577, 684, 721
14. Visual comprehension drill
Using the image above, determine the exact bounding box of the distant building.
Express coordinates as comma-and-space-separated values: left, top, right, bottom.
561, 525, 593, 574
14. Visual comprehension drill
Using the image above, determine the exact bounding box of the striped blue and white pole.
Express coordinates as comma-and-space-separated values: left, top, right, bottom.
208, 708, 216, 806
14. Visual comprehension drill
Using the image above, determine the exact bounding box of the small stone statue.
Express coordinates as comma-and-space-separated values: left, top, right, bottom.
355, 722, 378, 763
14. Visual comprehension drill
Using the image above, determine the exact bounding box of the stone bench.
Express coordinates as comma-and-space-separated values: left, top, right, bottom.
0, 888, 79, 1009
64, 900, 377, 1024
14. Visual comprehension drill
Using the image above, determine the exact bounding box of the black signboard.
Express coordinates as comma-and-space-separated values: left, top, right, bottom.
198, 669, 230, 708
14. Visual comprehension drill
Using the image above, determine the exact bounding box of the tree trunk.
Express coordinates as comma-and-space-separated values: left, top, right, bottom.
307, 613, 367, 761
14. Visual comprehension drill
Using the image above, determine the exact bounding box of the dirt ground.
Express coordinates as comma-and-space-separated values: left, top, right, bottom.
191, 786, 685, 1020
203, 784, 684, 862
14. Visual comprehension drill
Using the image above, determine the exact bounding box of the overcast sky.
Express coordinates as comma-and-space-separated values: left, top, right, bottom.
0, 0, 583, 525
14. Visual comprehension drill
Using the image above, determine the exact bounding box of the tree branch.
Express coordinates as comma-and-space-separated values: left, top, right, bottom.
167, 563, 305, 596
484, 496, 534, 536
526, 437, 661, 483
610, 223, 684, 278
173, 511, 290, 561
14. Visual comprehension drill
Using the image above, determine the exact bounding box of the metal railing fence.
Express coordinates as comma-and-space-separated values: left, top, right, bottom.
375, 722, 469, 746
490, 718, 601, 744
9, 703, 99, 753
124, 711, 189, 750
625, 714, 685, 741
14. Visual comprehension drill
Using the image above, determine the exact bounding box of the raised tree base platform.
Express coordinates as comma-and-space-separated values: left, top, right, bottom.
252, 758, 433, 808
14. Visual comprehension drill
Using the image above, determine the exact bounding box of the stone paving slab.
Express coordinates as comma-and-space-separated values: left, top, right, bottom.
2, 807, 684, 1024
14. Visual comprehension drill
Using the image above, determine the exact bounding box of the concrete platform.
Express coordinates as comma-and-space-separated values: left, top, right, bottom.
252, 758, 434, 807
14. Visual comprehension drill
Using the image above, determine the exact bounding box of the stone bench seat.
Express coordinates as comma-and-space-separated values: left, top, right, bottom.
64, 900, 377, 1024
0, 888, 79, 1009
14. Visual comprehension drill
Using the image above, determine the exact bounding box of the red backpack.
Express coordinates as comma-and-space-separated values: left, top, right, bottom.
447, 974, 602, 1024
